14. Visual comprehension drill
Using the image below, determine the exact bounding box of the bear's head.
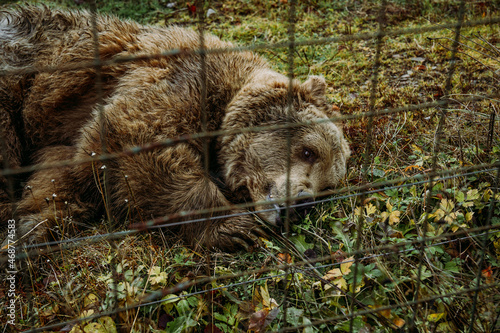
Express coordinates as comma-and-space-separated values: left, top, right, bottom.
219, 73, 350, 226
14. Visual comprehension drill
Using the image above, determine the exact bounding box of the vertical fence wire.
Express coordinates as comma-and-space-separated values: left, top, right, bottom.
349, 1, 387, 331
408, 0, 467, 330
88, 1, 123, 328
282, 0, 297, 328
467, 166, 500, 332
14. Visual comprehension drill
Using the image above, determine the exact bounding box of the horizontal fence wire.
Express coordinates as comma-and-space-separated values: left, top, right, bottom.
1, 0, 499, 332
17, 224, 500, 333
0, 93, 497, 179
1, 164, 496, 258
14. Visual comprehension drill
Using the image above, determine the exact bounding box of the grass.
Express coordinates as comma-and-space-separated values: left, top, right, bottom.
1, 0, 500, 332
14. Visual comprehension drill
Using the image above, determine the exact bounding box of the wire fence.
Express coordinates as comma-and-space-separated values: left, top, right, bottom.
1, 0, 499, 332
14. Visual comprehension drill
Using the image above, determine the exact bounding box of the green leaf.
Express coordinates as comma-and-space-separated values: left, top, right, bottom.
372, 168, 385, 178
286, 307, 304, 326
289, 234, 314, 253
187, 296, 198, 307
432, 183, 443, 192
444, 260, 460, 273
410, 185, 417, 197
166, 317, 197, 333
302, 317, 315, 333
176, 299, 191, 315
334, 316, 365, 332
214, 312, 228, 323
385, 188, 398, 197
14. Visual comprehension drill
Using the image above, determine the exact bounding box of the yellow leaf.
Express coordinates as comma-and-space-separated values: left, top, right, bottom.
323, 276, 347, 291
466, 189, 479, 201
162, 294, 179, 313
150, 266, 167, 285
440, 199, 454, 213
354, 206, 363, 217
386, 201, 393, 211
427, 312, 446, 322
84, 293, 99, 309
260, 283, 271, 307
81, 309, 94, 319
324, 268, 343, 280
69, 325, 85, 333
98, 317, 117, 333
432, 209, 445, 222
338, 278, 348, 290
83, 322, 103, 333
340, 256, 354, 275
444, 212, 457, 224
381, 211, 389, 223
365, 203, 377, 216
411, 144, 422, 152
388, 210, 400, 225
484, 189, 492, 202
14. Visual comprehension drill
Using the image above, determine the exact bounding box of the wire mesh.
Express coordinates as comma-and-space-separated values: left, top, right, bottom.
1, 0, 499, 332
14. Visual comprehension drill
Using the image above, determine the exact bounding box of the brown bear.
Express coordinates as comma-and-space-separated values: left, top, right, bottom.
0, 6, 350, 251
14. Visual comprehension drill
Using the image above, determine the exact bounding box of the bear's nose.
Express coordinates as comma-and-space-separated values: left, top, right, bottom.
293, 190, 314, 217
272, 190, 315, 227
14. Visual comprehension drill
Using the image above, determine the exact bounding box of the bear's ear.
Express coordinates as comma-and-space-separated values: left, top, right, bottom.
301, 75, 326, 100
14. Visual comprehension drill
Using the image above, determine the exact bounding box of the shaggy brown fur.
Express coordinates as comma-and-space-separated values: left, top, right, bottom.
0, 6, 350, 251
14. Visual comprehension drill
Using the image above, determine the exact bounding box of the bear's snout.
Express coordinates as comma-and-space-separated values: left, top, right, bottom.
264, 190, 315, 227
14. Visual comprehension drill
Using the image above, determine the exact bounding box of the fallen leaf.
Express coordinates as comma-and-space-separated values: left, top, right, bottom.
393, 317, 405, 328
427, 312, 446, 322
277, 253, 292, 264
340, 256, 354, 274
83, 293, 99, 309
388, 210, 401, 225
365, 203, 377, 216
248, 308, 280, 332
324, 268, 343, 280
388, 230, 403, 238
482, 266, 493, 283
380, 308, 391, 319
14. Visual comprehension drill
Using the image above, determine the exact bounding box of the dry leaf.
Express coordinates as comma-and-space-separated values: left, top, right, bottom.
413, 65, 426, 71
277, 253, 292, 264
388, 210, 401, 225
393, 317, 406, 328
482, 266, 494, 284
248, 307, 280, 332
83, 293, 99, 309
340, 256, 354, 274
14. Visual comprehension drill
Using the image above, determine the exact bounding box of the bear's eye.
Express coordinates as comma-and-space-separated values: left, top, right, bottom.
302, 148, 317, 163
